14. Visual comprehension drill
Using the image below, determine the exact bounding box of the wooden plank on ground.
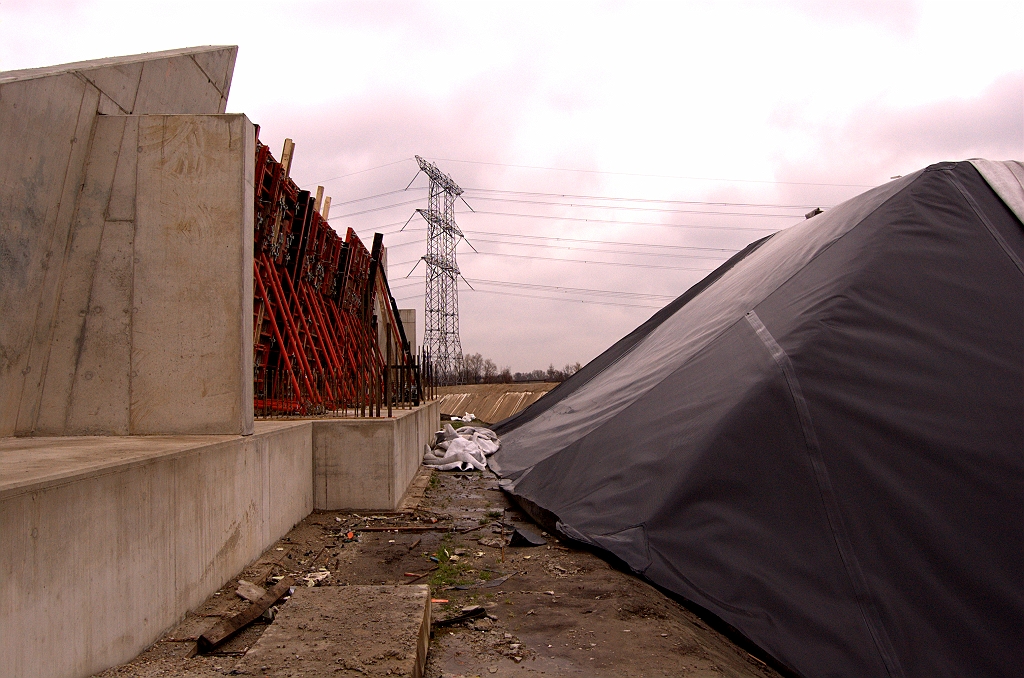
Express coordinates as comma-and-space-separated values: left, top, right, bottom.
197, 576, 293, 653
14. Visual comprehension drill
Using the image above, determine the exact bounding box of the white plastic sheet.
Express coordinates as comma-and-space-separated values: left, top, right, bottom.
423, 424, 501, 471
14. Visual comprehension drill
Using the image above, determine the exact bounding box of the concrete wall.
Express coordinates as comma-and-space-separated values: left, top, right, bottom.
0, 47, 243, 437
314, 401, 440, 510
0, 421, 311, 678
399, 308, 417, 356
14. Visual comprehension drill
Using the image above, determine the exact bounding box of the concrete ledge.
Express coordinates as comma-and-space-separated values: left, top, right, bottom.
235, 585, 431, 677
0, 421, 312, 678
313, 401, 440, 511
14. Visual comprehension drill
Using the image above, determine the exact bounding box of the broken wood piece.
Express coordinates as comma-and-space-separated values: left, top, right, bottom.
357, 525, 449, 532
280, 138, 295, 178
457, 522, 493, 534
432, 605, 486, 628
198, 576, 294, 653
235, 579, 266, 603
403, 566, 437, 584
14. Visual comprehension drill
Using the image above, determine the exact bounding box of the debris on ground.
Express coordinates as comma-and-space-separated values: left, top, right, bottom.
196, 577, 294, 654
93, 467, 781, 678
422, 423, 500, 471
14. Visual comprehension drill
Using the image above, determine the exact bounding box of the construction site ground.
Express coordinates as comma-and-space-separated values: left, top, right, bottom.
95, 468, 782, 678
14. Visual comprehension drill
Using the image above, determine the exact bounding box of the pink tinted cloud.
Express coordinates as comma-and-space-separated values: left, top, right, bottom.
783, 0, 920, 35
773, 71, 1023, 190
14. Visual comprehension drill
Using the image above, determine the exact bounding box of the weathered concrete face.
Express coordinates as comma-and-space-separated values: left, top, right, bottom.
313, 402, 440, 510
0, 420, 312, 678
399, 308, 417, 356
0, 47, 253, 436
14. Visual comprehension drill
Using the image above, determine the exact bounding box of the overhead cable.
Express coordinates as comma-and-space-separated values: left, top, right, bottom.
426, 157, 876, 188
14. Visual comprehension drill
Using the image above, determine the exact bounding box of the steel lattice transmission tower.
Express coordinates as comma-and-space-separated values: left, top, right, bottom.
415, 155, 465, 385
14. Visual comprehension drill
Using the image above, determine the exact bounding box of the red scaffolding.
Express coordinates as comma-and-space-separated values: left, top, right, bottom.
252, 132, 426, 416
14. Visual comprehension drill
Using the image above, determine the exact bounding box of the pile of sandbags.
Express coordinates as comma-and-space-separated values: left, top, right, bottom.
423, 424, 500, 471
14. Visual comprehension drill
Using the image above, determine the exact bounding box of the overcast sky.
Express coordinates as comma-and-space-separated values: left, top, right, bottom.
2, 1, 1021, 372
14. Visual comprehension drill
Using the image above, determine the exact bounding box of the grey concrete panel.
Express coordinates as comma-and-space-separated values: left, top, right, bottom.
12, 80, 100, 434
234, 585, 430, 678
189, 47, 237, 108
313, 402, 440, 510
78, 60, 143, 113
240, 125, 255, 433
0, 420, 311, 678
0, 45, 234, 88
0, 48, 241, 436
0, 74, 91, 435
134, 56, 225, 115
66, 219, 134, 434
105, 115, 138, 222
131, 114, 254, 434
171, 436, 265, 612
399, 308, 416, 355
34, 115, 126, 434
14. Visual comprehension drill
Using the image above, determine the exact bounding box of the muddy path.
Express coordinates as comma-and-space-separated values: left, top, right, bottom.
95, 469, 781, 678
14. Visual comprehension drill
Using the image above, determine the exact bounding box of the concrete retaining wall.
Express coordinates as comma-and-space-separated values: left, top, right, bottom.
313, 401, 440, 510
0, 403, 439, 678
0, 47, 244, 437
0, 421, 311, 678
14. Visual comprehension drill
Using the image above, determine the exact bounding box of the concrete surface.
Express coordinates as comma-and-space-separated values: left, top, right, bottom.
234, 585, 431, 678
24, 113, 255, 436
313, 401, 440, 511
399, 308, 417, 356
130, 114, 255, 434
0, 46, 244, 437
436, 382, 557, 425
0, 420, 311, 678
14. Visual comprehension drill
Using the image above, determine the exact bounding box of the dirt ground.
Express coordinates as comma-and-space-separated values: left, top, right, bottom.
95, 469, 782, 678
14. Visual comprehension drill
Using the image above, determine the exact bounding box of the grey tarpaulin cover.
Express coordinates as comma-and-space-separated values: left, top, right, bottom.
489, 161, 1024, 678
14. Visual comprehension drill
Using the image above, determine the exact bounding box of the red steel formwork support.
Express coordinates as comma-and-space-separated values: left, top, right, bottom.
252, 130, 418, 416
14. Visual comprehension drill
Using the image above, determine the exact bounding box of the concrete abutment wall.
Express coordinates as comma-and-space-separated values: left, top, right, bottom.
0, 402, 438, 678
0, 47, 242, 437
0, 46, 443, 678
0, 421, 311, 678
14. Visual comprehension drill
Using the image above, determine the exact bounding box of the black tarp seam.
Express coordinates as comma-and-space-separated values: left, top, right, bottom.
944, 171, 1024, 276
744, 310, 905, 678
492, 235, 775, 434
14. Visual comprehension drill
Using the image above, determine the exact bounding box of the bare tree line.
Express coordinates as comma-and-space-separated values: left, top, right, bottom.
457, 353, 582, 385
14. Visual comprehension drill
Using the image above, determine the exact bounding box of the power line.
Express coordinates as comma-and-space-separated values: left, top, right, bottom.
463, 187, 833, 210
328, 187, 425, 208
305, 157, 414, 186
466, 277, 676, 300
389, 276, 677, 301
381, 228, 750, 255
333, 197, 424, 219
383, 232, 739, 260
464, 236, 727, 261
427, 157, 876, 188
462, 194, 803, 218
331, 191, 816, 222
456, 209, 782, 233
396, 287, 664, 309
459, 250, 722, 271
462, 229, 739, 253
